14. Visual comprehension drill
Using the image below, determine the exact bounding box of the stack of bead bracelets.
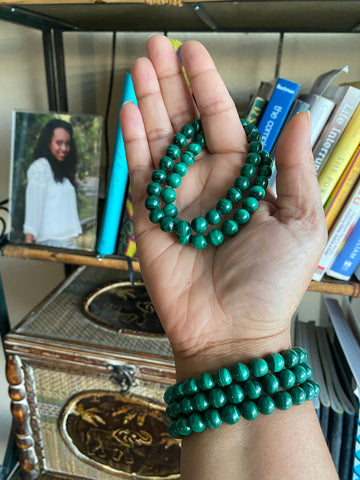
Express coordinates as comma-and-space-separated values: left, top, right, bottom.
145, 118, 274, 249
164, 347, 320, 438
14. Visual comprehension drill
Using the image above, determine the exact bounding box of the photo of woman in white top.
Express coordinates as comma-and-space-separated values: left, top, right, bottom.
23, 119, 82, 249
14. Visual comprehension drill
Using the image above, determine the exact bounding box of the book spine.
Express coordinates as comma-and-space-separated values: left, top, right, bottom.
257, 78, 301, 153
246, 96, 266, 125
313, 180, 360, 281
324, 145, 360, 231
313, 87, 360, 175
299, 94, 335, 147
327, 217, 360, 281
96, 73, 137, 257
318, 102, 360, 206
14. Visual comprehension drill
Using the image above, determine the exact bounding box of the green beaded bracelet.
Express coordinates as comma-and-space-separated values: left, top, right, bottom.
145, 118, 274, 249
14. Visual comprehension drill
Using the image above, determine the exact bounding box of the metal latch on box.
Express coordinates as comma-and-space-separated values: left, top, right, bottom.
107, 364, 138, 393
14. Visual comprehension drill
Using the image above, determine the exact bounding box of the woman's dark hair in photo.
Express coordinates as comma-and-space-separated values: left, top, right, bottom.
33, 119, 78, 187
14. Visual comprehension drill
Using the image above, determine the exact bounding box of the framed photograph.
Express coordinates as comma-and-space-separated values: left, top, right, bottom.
9, 111, 103, 251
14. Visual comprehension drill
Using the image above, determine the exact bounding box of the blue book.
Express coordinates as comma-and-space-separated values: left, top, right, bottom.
257, 77, 301, 153
327, 217, 360, 281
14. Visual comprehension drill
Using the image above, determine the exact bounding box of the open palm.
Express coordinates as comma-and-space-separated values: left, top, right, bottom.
120, 35, 327, 377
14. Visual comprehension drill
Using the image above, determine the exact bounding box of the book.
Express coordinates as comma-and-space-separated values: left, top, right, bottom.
116, 183, 137, 259
324, 145, 360, 231
313, 179, 360, 281
96, 73, 137, 257
318, 102, 360, 206
256, 77, 301, 153
246, 81, 273, 125
298, 93, 335, 147
313, 85, 360, 176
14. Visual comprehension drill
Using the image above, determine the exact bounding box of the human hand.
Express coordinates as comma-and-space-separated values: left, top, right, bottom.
120, 35, 327, 380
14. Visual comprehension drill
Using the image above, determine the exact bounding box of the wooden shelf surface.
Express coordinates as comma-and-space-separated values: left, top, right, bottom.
2, 243, 360, 297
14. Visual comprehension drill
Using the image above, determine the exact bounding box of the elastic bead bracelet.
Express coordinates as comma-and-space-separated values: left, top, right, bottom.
145, 118, 274, 249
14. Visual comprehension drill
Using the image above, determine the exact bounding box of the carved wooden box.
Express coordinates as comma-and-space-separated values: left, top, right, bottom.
4, 266, 180, 480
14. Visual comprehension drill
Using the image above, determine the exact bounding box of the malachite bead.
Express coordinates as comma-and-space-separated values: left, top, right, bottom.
149, 208, 165, 224
216, 198, 232, 215
291, 364, 307, 384
293, 347, 309, 364
167, 172, 182, 188
164, 385, 175, 404
172, 382, 185, 400
257, 395, 276, 415
266, 352, 285, 373
278, 369, 296, 389
248, 141, 263, 154
207, 229, 224, 246
160, 217, 175, 233
181, 151, 195, 166
258, 165, 272, 178
204, 408, 222, 429
178, 234, 192, 245
243, 379, 263, 400
180, 397, 195, 415
176, 417, 192, 436
241, 118, 249, 126
146, 182, 162, 196
240, 164, 256, 179
161, 187, 177, 204
282, 349, 300, 368
302, 363, 313, 380
197, 372, 215, 391
168, 422, 181, 439
192, 392, 210, 412
145, 195, 161, 210
262, 373, 280, 394
226, 383, 245, 404
176, 220, 191, 236
191, 234, 207, 250
275, 391, 293, 410
248, 185, 265, 201
159, 155, 174, 172
246, 152, 261, 166
234, 208, 250, 225
173, 132, 187, 148
152, 169, 167, 184
307, 380, 320, 396
241, 400, 258, 420
260, 152, 273, 166
226, 187, 242, 203
166, 144, 181, 160
231, 362, 250, 382
249, 357, 269, 377
301, 381, 316, 400
192, 119, 202, 133
173, 162, 188, 177
209, 388, 227, 408
243, 123, 257, 135
253, 175, 268, 189
191, 216, 208, 233
289, 386, 307, 405
166, 402, 181, 420
206, 209, 221, 225
163, 203, 178, 217
188, 142, 201, 155
248, 130, 262, 142
222, 219, 239, 236
243, 196, 259, 213
194, 133, 206, 147
183, 377, 199, 396
234, 176, 250, 191
214, 367, 232, 387
181, 124, 195, 139
188, 413, 206, 433
222, 404, 241, 425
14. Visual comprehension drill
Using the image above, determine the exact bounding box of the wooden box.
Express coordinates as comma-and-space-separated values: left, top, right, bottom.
4, 266, 180, 480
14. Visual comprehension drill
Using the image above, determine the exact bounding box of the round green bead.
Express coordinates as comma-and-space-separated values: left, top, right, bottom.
209, 388, 227, 408
168, 422, 181, 439
163, 203, 178, 217
302, 363, 313, 380
258, 165, 272, 178
207, 229, 224, 246
243, 196, 259, 213
191, 216, 208, 233
176, 220, 191, 236
248, 140, 263, 154
166, 401, 181, 420
222, 404, 241, 425
226, 187, 242, 203
166, 144, 181, 160
249, 358, 269, 377
164, 385, 174, 404
180, 397, 195, 415
253, 175, 268, 189
243, 379, 263, 400
248, 185, 265, 200
248, 130, 262, 142
160, 216, 175, 233
181, 151, 195, 166
145, 195, 160, 210
173, 162, 188, 177
246, 152, 261, 166
234, 176, 250, 191
307, 380, 320, 396
241, 400, 258, 420
293, 347, 308, 364
178, 233, 192, 245
191, 234, 207, 250
194, 133, 206, 147
222, 219, 239, 236
266, 352, 285, 373
226, 383, 245, 404
275, 391, 293, 410
278, 369, 296, 389
204, 408, 222, 429
257, 395, 276, 415
291, 365, 307, 384
149, 208, 165, 224
282, 349, 300, 368
260, 151, 273, 166
289, 386, 307, 405
192, 392, 210, 412
192, 119, 202, 133
159, 155, 174, 171
167, 172, 182, 188
234, 208, 250, 225
262, 373, 280, 394
173, 133, 187, 148
216, 198, 232, 215
172, 382, 185, 400
188, 142, 201, 155
241, 164, 256, 179
146, 182, 162, 196
244, 123, 257, 136
231, 362, 250, 382
176, 417, 192, 436
214, 367, 232, 387
197, 372, 215, 391
188, 413, 206, 433
181, 124, 195, 139
302, 381, 316, 400
152, 169, 167, 184
241, 118, 249, 126
206, 209, 221, 225
161, 187, 176, 204
183, 377, 199, 396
